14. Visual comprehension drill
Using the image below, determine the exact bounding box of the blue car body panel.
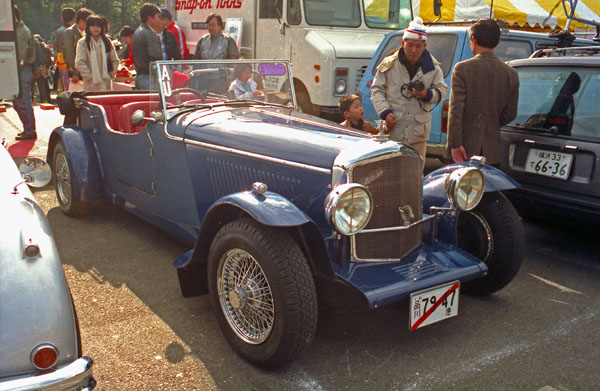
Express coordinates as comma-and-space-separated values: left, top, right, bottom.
51, 96, 497, 310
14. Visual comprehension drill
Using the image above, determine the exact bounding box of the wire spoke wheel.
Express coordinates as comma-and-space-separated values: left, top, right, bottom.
54, 151, 71, 207
218, 248, 275, 344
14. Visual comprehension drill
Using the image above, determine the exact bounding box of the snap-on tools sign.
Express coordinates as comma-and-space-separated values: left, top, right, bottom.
176, 0, 242, 14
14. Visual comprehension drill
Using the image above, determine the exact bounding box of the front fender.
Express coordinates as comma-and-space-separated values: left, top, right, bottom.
423, 161, 519, 211
48, 127, 102, 203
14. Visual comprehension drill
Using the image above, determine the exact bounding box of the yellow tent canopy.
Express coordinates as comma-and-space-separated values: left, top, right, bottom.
414, 0, 600, 33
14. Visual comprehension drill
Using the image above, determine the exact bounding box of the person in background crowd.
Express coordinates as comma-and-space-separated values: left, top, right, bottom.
160, 7, 189, 59
118, 26, 135, 69
445, 19, 519, 166
193, 13, 239, 60
32, 34, 52, 103
157, 11, 182, 61
51, 7, 75, 92
75, 15, 119, 91
338, 93, 378, 134
12, 5, 37, 140
228, 63, 263, 100
132, 3, 163, 90
62, 7, 94, 88
371, 17, 448, 159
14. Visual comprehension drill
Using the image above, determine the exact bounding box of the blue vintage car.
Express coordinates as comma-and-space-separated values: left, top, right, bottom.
49, 59, 524, 369
0, 141, 95, 390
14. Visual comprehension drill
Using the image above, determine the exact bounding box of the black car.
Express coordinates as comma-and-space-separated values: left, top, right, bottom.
501, 46, 600, 219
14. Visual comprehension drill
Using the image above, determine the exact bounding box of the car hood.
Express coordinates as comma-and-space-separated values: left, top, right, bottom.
183, 107, 368, 169
307, 29, 388, 58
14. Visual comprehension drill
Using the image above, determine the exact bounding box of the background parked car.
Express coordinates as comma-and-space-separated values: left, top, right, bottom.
0, 141, 95, 391
500, 46, 600, 220
358, 25, 599, 160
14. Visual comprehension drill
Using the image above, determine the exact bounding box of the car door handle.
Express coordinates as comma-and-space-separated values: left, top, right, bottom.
564, 145, 578, 151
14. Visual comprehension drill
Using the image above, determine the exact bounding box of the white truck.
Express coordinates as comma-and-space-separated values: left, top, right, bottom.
0, 0, 20, 99
165, 0, 413, 118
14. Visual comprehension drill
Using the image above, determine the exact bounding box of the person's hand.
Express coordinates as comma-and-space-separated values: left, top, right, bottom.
452, 146, 468, 163
70, 75, 80, 83
410, 88, 428, 100
253, 90, 264, 99
385, 112, 395, 133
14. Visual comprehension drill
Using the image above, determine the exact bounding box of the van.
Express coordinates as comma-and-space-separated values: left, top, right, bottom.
165, 0, 413, 119
358, 25, 598, 159
0, 0, 20, 99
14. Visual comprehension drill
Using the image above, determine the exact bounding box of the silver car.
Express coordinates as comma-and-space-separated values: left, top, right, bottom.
501, 47, 600, 219
0, 141, 95, 390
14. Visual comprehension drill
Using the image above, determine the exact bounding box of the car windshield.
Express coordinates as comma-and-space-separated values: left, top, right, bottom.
510, 66, 600, 140
302, 0, 411, 28
151, 60, 295, 120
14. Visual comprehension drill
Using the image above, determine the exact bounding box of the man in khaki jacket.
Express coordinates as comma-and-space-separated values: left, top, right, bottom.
371, 17, 448, 158
446, 19, 519, 166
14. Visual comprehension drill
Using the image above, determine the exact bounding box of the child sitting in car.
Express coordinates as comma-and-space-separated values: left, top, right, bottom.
338, 93, 378, 134
228, 63, 264, 100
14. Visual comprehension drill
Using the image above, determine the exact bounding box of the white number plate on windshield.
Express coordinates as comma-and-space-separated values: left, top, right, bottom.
525, 148, 572, 180
409, 281, 459, 331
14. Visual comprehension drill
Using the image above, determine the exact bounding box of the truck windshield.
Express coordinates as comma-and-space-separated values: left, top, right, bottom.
364, 0, 412, 29
304, 0, 360, 27
303, 0, 411, 28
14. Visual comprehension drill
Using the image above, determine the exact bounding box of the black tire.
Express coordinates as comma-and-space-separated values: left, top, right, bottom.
296, 90, 315, 116
207, 218, 318, 369
457, 192, 524, 296
53, 141, 90, 216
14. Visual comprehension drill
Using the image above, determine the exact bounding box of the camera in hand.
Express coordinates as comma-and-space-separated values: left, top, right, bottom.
406, 81, 425, 92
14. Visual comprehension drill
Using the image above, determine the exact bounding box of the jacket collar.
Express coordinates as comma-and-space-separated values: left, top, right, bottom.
397, 48, 435, 74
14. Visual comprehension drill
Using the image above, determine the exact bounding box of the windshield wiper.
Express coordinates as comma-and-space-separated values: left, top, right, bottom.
505, 124, 553, 133
222, 99, 289, 109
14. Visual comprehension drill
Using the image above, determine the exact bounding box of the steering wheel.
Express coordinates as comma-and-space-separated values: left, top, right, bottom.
166, 87, 205, 105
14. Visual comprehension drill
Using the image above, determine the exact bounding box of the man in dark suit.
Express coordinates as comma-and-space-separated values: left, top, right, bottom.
446, 19, 519, 166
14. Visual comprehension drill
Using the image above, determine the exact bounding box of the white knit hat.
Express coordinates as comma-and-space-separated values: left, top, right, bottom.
403, 17, 427, 41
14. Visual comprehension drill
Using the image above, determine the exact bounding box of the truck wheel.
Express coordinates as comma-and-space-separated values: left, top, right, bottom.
457, 192, 524, 296
53, 141, 89, 216
296, 91, 315, 115
207, 218, 318, 369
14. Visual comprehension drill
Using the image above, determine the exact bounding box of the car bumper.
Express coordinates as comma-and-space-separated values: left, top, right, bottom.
0, 357, 95, 391
507, 186, 600, 218
335, 241, 488, 309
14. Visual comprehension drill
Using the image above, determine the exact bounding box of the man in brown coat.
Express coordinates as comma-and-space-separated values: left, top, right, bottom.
446, 19, 519, 166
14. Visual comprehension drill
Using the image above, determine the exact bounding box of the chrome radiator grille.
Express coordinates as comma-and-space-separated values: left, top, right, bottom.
351, 154, 423, 261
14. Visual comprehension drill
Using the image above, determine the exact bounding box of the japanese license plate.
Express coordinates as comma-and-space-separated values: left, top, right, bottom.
409, 281, 460, 331
525, 148, 573, 180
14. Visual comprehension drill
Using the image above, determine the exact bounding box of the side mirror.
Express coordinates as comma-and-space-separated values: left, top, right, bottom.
19, 158, 51, 188
434, 0, 443, 16
131, 109, 147, 126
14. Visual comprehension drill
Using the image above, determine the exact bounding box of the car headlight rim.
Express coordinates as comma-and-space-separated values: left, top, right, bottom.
325, 183, 373, 235
445, 167, 485, 211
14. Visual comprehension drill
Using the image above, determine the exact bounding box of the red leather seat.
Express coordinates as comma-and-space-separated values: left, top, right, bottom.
117, 101, 160, 133
86, 94, 159, 131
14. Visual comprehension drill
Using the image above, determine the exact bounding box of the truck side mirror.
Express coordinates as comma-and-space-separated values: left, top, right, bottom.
433, 0, 443, 16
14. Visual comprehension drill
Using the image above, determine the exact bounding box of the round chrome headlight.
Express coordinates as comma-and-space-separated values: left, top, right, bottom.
325, 183, 373, 235
444, 167, 485, 211
335, 79, 347, 94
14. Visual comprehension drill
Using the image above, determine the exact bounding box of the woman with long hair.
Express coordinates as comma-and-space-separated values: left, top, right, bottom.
75, 14, 119, 91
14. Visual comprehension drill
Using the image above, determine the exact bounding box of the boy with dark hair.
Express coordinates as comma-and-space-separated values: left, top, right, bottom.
132, 3, 163, 90
118, 26, 135, 68
338, 93, 378, 134
161, 7, 189, 59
